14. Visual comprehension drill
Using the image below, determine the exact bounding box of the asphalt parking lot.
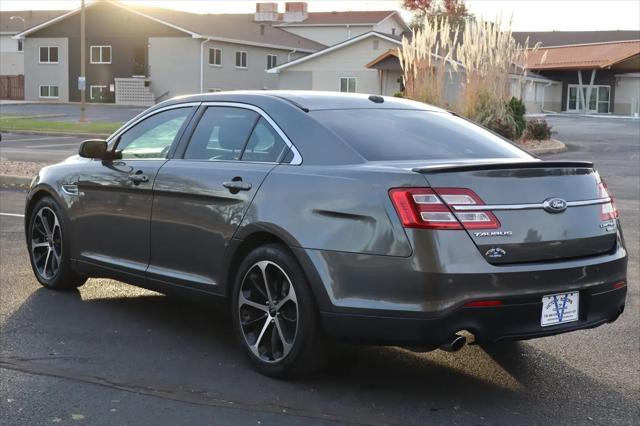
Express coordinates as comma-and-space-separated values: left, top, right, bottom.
0, 134, 83, 163
0, 103, 145, 123
0, 115, 638, 425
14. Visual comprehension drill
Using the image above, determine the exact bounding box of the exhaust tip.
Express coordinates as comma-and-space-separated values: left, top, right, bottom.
439, 334, 466, 352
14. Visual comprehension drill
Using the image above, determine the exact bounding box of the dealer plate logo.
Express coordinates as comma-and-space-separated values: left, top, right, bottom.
485, 247, 506, 259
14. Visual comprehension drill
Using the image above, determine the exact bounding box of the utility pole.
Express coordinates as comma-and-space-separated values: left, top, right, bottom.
79, 0, 86, 122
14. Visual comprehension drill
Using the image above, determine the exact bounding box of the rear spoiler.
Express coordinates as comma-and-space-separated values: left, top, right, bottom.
412, 161, 594, 174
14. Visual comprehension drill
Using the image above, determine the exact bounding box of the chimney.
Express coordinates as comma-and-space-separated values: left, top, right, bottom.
283, 2, 308, 23
254, 3, 278, 22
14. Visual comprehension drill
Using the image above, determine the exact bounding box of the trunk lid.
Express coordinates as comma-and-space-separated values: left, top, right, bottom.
412, 160, 618, 264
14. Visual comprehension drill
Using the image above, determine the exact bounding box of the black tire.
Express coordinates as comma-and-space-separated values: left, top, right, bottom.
231, 243, 328, 378
27, 196, 86, 290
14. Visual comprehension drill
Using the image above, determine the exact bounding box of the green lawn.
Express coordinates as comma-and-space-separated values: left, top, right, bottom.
0, 117, 122, 135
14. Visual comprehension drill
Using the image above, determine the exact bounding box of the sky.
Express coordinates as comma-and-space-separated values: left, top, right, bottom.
1, 0, 639, 32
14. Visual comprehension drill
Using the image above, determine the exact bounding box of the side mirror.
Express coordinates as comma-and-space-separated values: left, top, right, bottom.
78, 139, 108, 159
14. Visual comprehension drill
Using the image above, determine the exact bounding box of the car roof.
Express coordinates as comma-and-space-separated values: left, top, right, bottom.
160, 90, 445, 112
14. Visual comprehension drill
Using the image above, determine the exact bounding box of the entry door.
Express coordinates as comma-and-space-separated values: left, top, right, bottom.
567, 86, 596, 112
75, 106, 194, 276
147, 105, 291, 293
567, 85, 610, 113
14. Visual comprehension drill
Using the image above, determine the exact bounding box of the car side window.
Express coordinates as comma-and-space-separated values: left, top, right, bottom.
184, 107, 258, 161
116, 107, 192, 160
241, 117, 289, 163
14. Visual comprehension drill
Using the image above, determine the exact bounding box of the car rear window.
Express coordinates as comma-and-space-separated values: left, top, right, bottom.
311, 109, 531, 161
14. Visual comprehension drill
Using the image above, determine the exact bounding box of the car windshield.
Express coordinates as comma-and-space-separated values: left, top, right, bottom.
311, 109, 531, 161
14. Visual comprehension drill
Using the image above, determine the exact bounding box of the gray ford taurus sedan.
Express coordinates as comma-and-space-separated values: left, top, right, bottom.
25, 91, 627, 377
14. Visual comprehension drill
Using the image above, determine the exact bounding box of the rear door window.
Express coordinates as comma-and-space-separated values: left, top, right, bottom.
184, 107, 259, 161
241, 117, 289, 163
311, 109, 531, 161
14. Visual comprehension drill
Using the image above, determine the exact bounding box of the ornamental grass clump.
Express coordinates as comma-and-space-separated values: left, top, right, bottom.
399, 15, 544, 140
398, 17, 459, 107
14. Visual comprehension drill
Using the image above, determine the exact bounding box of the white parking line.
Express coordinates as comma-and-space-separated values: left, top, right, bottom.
25, 143, 79, 149
1, 136, 76, 143
0, 212, 24, 218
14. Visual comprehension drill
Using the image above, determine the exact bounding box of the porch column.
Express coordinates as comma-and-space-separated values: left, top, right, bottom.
577, 70, 585, 112
585, 69, 597, 113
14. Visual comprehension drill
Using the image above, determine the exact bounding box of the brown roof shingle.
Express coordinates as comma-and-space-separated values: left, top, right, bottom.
125, 4, 326, 51
526, 40, 640, 70
278, 10, 397, 26
0, 10, 66, 33
513, 30, 640, 47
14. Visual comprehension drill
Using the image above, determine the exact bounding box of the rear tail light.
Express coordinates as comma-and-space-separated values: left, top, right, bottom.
598, 182, 619, 220
612, 281, 626, 289
389, 187, 500, 230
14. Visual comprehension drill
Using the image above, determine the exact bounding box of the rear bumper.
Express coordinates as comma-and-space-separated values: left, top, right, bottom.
321, 284, 627, 346
293, 228, 627, 346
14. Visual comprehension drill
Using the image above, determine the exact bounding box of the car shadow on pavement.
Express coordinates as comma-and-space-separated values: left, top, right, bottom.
1, 283, 637, 425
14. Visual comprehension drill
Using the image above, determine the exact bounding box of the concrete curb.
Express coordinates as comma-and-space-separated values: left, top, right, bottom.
516, 138, 568, 155
1, 130, 109, 139
0, 175, 32, 189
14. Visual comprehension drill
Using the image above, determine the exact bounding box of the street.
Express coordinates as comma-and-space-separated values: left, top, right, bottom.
0, 115, 638, 425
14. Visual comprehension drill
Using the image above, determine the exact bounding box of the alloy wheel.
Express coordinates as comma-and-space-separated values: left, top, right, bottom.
30, 207, 62, 280
238, 260, 299, 363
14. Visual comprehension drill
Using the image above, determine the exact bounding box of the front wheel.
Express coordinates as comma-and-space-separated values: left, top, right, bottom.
27, 197, 86, 290
231, 244, 327, 378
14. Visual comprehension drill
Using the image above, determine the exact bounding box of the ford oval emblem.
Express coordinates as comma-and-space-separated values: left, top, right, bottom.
543, 197, 568, 213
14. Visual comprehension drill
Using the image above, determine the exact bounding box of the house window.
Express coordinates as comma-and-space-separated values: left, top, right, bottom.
90, 46, 111, 64
391, 28, 396, 36
235, 51, 247, 68
17, 40, 23, 52
267, 54, 277, 69
339, 77, 357, 93
39, 85, 59, 98
90, 85, 108, 100
373, 39, 379, 50
39, 46, 59, 63
209, 48, 222, 66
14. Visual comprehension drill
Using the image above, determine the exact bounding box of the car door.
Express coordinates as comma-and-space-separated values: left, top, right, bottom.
147, 104, 292, 293
75, 105, 196, 278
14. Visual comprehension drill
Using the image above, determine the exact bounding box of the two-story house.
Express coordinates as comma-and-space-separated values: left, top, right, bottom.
11, 1, 409, 104
0, 9, 64, 99
12, 1, 324, 104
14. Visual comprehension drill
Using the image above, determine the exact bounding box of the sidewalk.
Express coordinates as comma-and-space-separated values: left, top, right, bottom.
526, 112, 640, 120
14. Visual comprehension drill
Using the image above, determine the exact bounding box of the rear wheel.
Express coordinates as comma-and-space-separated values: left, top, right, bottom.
231, 243, 327, 378
27, 197, 86, 290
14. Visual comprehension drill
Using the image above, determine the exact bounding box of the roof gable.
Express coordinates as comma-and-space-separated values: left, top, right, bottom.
267, 31, 402, 73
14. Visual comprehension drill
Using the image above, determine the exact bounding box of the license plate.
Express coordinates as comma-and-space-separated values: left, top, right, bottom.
541, 292, 579, 327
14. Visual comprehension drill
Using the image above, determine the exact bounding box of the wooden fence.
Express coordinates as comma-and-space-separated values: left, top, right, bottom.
0, 75, 25, 100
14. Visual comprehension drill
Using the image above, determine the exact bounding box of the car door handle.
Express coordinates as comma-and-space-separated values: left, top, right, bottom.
128, 171, 149, 185
223, 181, 252, 192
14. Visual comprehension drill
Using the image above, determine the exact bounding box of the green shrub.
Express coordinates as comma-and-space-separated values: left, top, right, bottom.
393, 91, 405, 98
524, 119, 552, 140
473, 94, 517, 140
508, 97, 526, 139
486, 118, 516, 140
